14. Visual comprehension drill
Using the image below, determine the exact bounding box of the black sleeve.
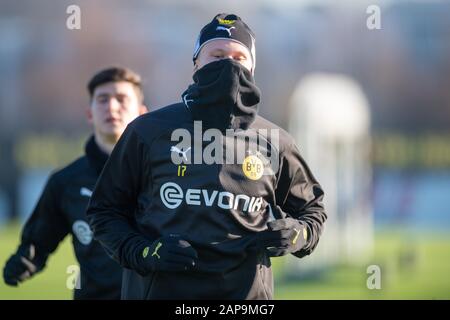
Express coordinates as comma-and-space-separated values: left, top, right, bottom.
19, 174, 69, 263
274, 141, 327, 258
86, 124, 152, 273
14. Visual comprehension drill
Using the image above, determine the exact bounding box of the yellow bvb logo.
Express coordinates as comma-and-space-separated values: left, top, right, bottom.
217, 18, 236, 25
242, 155, 264, 181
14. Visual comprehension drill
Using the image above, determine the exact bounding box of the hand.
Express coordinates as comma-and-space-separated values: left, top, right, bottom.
3, 244, 43, 286
252, 218, 308, 257
140, 235, 198, 274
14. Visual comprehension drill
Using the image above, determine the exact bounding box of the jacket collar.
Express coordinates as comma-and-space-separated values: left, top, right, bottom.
84, 135, 108, 175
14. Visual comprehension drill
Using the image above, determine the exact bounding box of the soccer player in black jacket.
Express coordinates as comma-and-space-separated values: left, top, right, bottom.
3, 67, 148, 299
87, 14, 327, 300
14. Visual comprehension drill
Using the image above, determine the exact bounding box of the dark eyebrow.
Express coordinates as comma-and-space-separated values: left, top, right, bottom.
213, 48, 248, 57
210, 48, 225, 54
234, 51, 247, 57
95, 93, 110, 99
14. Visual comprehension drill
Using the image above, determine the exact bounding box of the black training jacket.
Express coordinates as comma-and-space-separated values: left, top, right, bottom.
18, 136, 122, 299
87, 103, 326, 299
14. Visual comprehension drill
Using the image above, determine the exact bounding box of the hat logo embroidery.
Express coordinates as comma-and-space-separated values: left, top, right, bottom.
216, 26, 235, 36
217, 18, 236, 25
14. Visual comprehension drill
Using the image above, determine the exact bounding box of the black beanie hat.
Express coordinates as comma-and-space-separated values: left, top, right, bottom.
193, 13, 256, 71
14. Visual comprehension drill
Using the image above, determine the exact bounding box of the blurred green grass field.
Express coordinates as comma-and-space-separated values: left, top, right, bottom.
1, 222, 450, 300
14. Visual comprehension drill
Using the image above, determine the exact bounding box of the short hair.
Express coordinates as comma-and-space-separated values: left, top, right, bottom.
87, 67, 144, 103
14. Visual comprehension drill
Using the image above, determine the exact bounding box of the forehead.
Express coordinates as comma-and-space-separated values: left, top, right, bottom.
93, 81, 136, 96
200, 39, 251, 57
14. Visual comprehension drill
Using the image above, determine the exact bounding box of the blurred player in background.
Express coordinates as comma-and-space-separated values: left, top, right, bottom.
3, 67, 148, 299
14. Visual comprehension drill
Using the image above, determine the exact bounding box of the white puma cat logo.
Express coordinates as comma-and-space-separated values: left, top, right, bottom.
216, 26, 235, 36
80, 187, 93, 198
170, 146, 191, 162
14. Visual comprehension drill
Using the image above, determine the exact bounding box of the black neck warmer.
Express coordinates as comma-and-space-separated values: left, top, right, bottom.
182, 59, 261, 131
85, 135, 109, 175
